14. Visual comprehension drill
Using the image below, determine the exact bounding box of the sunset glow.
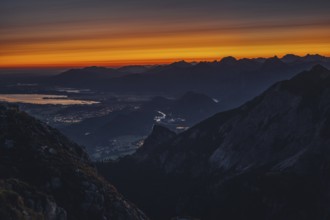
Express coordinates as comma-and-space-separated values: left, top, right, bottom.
1, 0, 330, 68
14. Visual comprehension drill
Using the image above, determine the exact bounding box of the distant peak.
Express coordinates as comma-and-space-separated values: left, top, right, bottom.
151, 124, 174, 135
278, 64, 330, 96
220, 56, 237, 65
303, 54, 327, 62
293, 64, 330, 82
282, 54, 300, 58
261, 56, 286, 70
169, 60, 192, 68
83, 66, 107, 70
305, 53, 322, 57
311, 64, 329, 72
134, 124, 176, 158
267, 56, 281, 61
281, 54, 302, 63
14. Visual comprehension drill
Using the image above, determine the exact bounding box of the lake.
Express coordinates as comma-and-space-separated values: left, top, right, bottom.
0, 94, 99, 105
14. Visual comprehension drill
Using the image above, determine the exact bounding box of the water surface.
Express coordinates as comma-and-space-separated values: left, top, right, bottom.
0, 94, 99, 105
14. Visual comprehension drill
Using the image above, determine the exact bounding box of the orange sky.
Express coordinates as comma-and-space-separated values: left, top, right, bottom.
1, 0, 330, 69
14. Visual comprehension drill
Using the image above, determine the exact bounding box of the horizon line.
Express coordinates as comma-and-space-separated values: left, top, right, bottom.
1, 53, 329, 70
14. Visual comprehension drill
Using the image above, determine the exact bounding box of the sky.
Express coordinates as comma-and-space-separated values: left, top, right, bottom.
1, 0, 330, 68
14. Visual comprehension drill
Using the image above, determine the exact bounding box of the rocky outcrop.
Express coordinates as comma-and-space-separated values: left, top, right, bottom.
0, 104, 148, 220
0, 178, 67, 220
133, 125, 176, 161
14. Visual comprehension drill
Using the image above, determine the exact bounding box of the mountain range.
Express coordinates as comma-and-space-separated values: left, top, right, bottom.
97, 65, 330, 220
48, 54, 330, 110
1, 57, 330, 220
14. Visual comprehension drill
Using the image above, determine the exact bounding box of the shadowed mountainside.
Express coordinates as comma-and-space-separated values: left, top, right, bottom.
0, 104, 148, 220
98, 65, 330, 220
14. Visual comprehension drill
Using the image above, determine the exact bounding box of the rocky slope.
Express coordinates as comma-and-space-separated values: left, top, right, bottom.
0, 104, 148, 220
98, 65, 330, 220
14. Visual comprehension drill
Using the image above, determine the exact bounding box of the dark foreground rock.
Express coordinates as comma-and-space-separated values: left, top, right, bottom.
0, 104, 148, 220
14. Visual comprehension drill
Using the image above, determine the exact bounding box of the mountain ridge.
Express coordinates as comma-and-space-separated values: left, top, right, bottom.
48, 54, 330, 111
98, 65, 330, 220
0, 104, 148, 220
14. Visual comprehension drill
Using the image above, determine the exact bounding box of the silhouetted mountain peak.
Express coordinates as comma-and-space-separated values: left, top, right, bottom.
151, 124, 175, 135
54, 66, 130, 84
265, 55, 282, 62
261, 56, 287, 70
134, 125, 176, 161
281, 54, 302, 63
288, 65, 330, 83
304, 53, 326, 61
278, 65, 330, 96
280, 54, 330, 63
311, 64, 329, 73
219, 56, 237, 65
169, 60, 192, 68
83, 66, 112, 71
117, 65, 150, 74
